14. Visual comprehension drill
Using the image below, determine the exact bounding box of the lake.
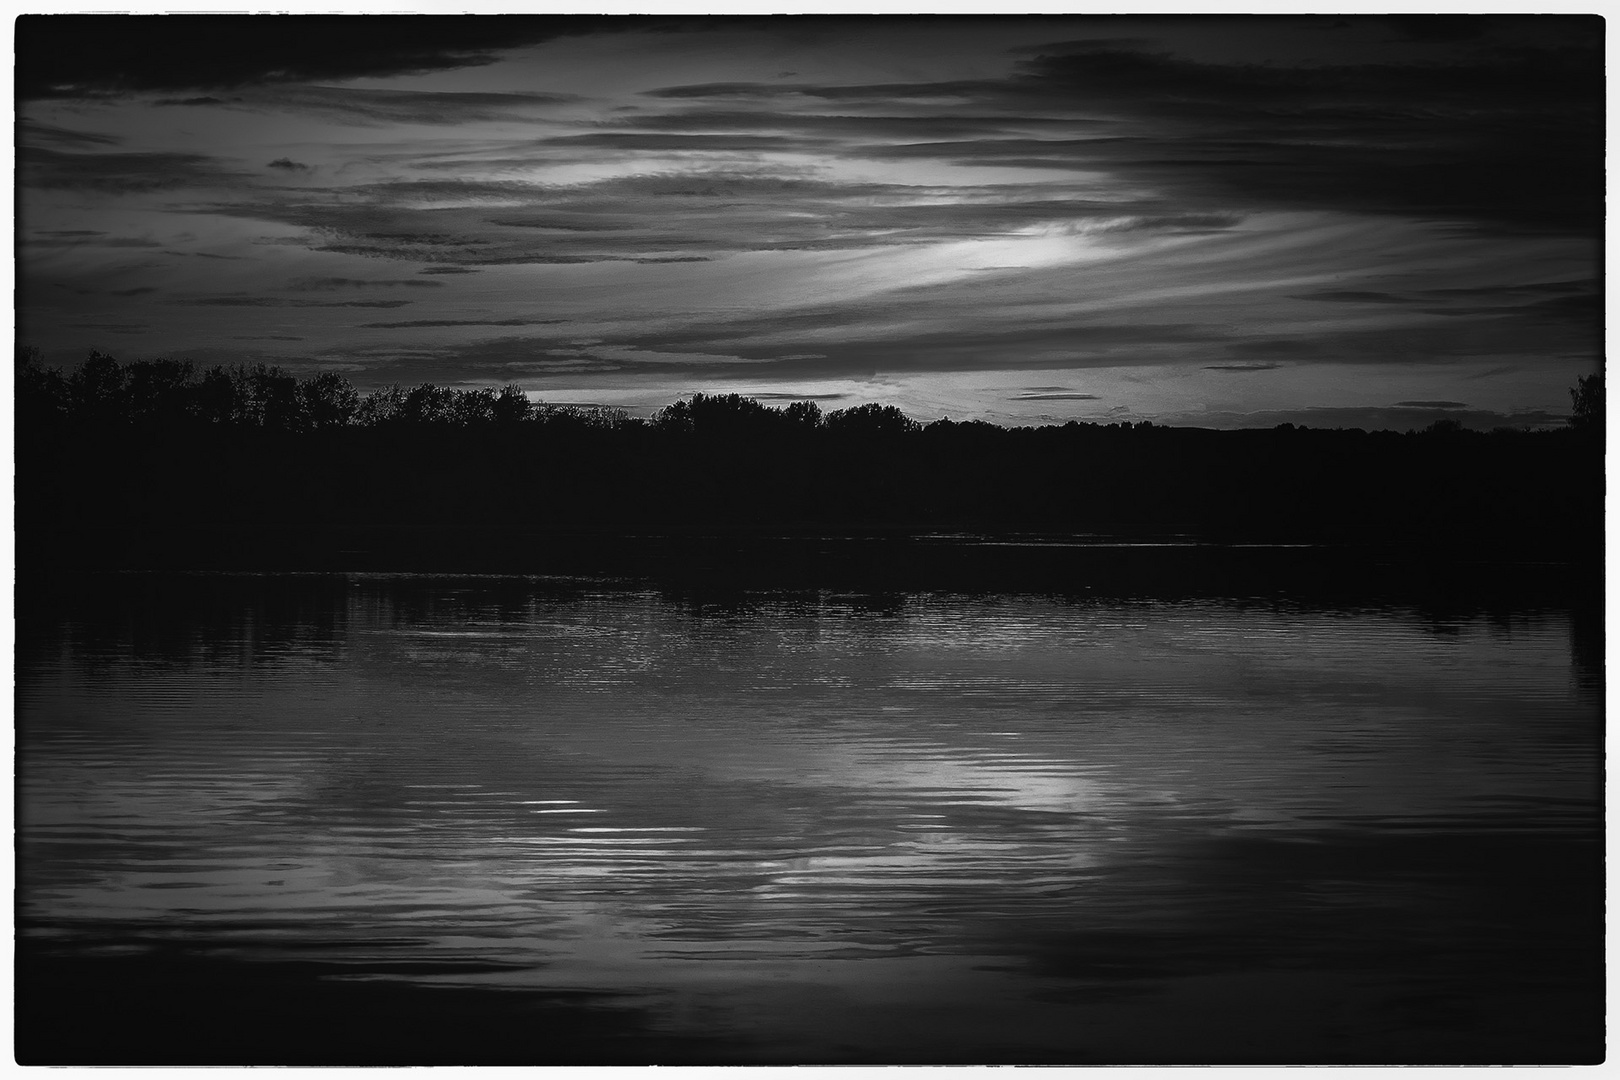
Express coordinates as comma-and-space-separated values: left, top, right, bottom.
15, 572, 1604, 1064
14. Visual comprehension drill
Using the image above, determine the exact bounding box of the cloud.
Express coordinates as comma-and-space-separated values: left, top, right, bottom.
110, 286, 157, 297
1421, 279, 1588, 298
355, 318, 565, 329
79, 321, 148, 334
221, 85, 581, 126
31, 234, 164, 249
284, 277, 445, 291
13, 16, 1601, 417
1393, 399, 1467, 409
16, 14, 618, 98
1010, 391, 1100, 400
1164, 404, 1568, 432
320, 334, 624, 386
539, 132, 816, 153
641, 22, 1599, 230
1007, 36, 1158, 56
1295, 290, 1417, 304
21, 146, 250, 193
181, 295, 416, 309
192, 169, 1224, 269
18, 119, 120, 148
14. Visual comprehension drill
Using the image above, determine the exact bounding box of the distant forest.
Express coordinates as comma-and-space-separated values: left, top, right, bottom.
16, 350, 1603, 575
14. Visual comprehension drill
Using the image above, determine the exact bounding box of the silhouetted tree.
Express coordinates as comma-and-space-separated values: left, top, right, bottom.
1569, 372, 1603, 434
357, 384, 406, 426
493, 384, 531, 424
124, 358, 197, 427
655, 392, 785, 438
300, 372, 360, 429
402, 384, 457, 425
17, 346, 68, 422
68, 351, 127, 424
224, 363, 303, 430
824, 402, 919, 438
454, 387, 498, 426
192, 365, 242, 424
783, 400, 823, 428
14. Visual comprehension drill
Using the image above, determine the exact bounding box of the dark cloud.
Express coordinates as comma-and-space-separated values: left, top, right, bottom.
1168, 404, 1567, 432
21, 146, 250, 193
1393, 400, 1467, 409
1010, 391, 1101, 400
18, 119, 120, 148
641, 19, 1599, 230
232, 335, 305, 341
79, 322, 148, 334
619, 106, 1092, 142
1008, 36, 1157, 56
484, 215, 633, 233
540, 132, 816, 153
1011, 36, 1602, 229
1249, 317, 1596, 366
1205, 362, 1283, 372
267, 158, 310, 171
285, 277, 445, 291
643, 81, 793, 100
31, 234, 164, 249
746, 392, 849, 401
1421, 279, 1589, 298
16, 14, 621, 99
227, 86, 580, 126
355, 318, 565, 329
1296, 290, 1417, 304
182, 295, 415, 309
323, 334, 624, 387
420, 266, 481, 275
110, 286, 157, 297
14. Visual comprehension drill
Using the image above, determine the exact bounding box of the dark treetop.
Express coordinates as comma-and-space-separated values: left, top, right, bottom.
16, 350, 1602, 583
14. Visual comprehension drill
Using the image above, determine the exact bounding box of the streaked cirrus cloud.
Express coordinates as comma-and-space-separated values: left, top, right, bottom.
15, 14, 1600, 429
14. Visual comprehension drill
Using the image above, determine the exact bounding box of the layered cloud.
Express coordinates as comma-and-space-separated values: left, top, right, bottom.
16, 15, 615, 98
14, 16, 1602, 428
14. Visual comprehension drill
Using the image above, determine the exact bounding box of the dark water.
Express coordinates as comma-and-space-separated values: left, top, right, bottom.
16, 574, 1603, 1064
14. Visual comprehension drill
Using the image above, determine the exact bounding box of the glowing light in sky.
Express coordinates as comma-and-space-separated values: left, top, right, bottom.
15, 14, 1600, 429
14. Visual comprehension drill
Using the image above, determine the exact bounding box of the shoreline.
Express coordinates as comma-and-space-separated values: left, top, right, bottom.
19, 527, 1600, 603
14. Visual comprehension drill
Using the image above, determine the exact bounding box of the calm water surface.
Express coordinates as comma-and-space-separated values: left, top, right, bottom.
16, 574, 1603, 1063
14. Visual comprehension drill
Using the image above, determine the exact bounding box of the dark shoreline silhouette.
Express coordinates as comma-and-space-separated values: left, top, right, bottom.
16, 352, 1604, 581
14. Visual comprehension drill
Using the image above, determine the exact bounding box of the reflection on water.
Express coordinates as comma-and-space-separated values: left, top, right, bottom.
16, 575, 1603, 1063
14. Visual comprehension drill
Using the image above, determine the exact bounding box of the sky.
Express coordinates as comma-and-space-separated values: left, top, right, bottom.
15, 14, 1604, 429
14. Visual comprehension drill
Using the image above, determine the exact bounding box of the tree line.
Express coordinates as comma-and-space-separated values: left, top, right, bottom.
20, 348, 1603, 441
15, 348, 1602, 574
16, 349, 926, 437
